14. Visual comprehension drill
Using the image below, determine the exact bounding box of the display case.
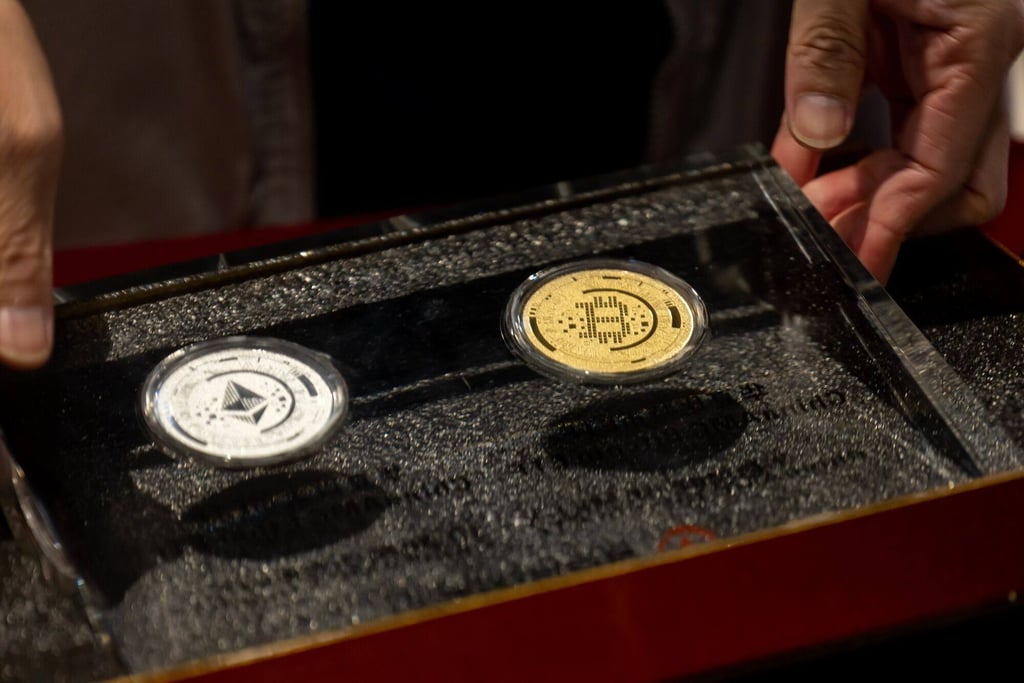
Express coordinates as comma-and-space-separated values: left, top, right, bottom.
3, 146, 1023, 681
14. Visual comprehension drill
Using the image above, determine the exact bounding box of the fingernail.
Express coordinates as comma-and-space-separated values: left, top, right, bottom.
0, 306, 53, 364
792, 93, 850, 149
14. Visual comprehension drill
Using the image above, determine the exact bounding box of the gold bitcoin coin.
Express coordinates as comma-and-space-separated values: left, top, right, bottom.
504, 260, 707, 384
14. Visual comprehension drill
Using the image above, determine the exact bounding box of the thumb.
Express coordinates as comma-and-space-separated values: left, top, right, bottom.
0, 182, 56, 370
785, 0, 869, 150
0, 0, 61, 369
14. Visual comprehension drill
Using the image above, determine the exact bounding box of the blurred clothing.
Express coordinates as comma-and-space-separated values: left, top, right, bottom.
23, 0, 314, 249
25, 1, 812, 249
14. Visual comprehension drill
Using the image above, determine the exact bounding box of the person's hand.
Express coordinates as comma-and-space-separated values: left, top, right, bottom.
771, 0, 1024, 284
0, 0, 61, 368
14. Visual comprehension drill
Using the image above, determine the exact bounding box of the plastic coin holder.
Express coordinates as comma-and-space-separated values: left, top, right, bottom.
140, 336, 348, 468
502, 259, 708, 385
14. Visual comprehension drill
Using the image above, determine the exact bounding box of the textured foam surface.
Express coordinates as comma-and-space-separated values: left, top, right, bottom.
0, 540, 119, 682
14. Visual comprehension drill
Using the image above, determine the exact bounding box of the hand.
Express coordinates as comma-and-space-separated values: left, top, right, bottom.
771, 0, 1024, 284
0, 0, 62, 368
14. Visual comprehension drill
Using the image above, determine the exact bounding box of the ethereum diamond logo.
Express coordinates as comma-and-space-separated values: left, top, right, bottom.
221, 380, 268, 425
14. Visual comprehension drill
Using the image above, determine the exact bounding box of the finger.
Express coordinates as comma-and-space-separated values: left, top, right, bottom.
0, 0, 61, 368
803, 150, 920, 284
770, 114, 822, 186
873, 0, 1024, 61
830, 201, 903, 284
801, 149, 904, 220
786, 0, 870, 149
864, 94, 1008, 249
915, 102, 1010, 236
0, 216, 54, 369
806, 105, 1008, 284
879, 3, 1019, 208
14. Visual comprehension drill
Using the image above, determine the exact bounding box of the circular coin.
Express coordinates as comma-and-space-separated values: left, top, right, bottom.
140, 337, 348, 468
503, 259, 707, 384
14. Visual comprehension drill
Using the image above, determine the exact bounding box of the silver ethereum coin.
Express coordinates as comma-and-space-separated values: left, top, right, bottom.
141, 337, 348, 468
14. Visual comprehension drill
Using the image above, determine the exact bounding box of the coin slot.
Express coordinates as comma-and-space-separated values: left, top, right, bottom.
299, 374, 319, 397
529, 317, 557, 351
669, 305, 681, 328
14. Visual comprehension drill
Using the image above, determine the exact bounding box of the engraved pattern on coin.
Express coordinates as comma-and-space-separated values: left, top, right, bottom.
522, 268, 695, 374
150, 347, 338, 462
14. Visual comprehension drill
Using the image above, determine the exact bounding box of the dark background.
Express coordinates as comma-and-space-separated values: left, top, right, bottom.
308, 3, 673, 217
